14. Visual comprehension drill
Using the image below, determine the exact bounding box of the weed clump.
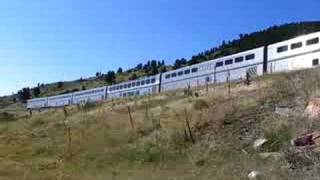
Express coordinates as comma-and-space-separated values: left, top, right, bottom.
261, 125, 293, 152
0, 112, 15, 122
120, 142, 184, 163
193, 99, 209, 110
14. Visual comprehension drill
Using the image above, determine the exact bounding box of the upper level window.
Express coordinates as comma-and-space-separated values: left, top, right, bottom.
277, 45, 288, 53
128, 83, 132, 88
165, 74, 170, 79
225, 59, 233, 65
151, 78, 156, 83
141, 80, 146, 85
216, 61, 223, 67
191, 68, 198, 73
184, 69, 190, 74
307, 37, 319, 46
120, 85, 123, 90
132, 82, 136, 87
235, 57, 244, 63
291, 42, 302, 49
146, 79, 151, 84
116, 86, 119, 90
245, 54, 255, 60
178, 71, 183, 76
136, 81, 141, 86
124, 84, 128, 89
171, 73, 177, 77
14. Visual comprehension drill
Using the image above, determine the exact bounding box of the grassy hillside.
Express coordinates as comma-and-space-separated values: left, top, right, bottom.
2, 68, 320, 179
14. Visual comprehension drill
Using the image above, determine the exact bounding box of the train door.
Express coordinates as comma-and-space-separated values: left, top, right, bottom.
152, 86, 157, 94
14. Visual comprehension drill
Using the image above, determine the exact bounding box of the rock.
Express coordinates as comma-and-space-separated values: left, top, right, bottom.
253, 138, 268, 150
247, 171, 262, 179
305, 98, 320, 119
292, 131, 320, 149
292, 134, 314, 146
275, 106, 290, 116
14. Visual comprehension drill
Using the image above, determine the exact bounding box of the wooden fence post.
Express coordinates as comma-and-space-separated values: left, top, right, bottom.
185, 109, 195, 144
67, 126, 72, 159
127, 106, 134, 130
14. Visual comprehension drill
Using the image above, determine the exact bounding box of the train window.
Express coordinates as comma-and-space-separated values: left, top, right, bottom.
245, 54, 255, 60
123, 93, 127, 97
151, 78, 156, 83
165, 74, 170, 79
313, 59, 319, 66
132, 82, 136, 87
235, 57, 244, 63
191, 68, 198, 73
146, 79, 151, 84
291, 42, 302, 49
120, 85, 123, 90
141, 80, 146, 85
116, 86, 119, 90
277, 45, 288, 53
225, 59, 233, 65
178, 71, 183, 76
171, 73, 177, 77
136, 91, 140, 95
216, 62, 223, 67
124, 84, 128, 89
307, 38, 319, 46
128, 83, 132, 88
136, 81, 141, 86
184, 69, 190, 74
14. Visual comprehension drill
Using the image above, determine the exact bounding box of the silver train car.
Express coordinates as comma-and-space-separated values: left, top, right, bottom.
27, 97, 48, 109
72, 86, 107, 104
48, 93, 73, 107
107, 74, 160, 99
27, 32, 320, 109
267, 31, 320, 73
161, 47, 264, 92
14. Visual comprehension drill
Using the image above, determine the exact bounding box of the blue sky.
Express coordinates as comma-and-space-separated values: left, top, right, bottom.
0, 0, 319, 96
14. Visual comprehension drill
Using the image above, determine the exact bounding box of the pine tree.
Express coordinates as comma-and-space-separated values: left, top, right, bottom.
117, 67, 123, 74
33, 87, 41, 97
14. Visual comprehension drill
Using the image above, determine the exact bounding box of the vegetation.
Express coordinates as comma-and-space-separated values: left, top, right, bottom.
17, 87, 31, 102
1, 68, 320, 179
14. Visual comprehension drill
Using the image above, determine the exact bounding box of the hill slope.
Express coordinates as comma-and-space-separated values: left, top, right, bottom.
2, 68, 320, 179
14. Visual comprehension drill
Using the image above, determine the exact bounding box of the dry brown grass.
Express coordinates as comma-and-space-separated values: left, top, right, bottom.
2, 68, 320, 179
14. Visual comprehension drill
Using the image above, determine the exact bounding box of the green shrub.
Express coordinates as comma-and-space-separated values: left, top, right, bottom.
262, 125, 293, 152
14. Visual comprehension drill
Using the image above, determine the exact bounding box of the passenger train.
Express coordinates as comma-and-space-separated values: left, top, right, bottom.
27, 31, 320, 109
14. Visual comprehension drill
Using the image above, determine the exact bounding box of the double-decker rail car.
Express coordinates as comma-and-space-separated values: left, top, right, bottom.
107, 74, 160, 99
267, 32, 320, 73
27, 97, 48, 109
47, 93, 73, 107
161, 47, 264, 92
72, 86, 107, 104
